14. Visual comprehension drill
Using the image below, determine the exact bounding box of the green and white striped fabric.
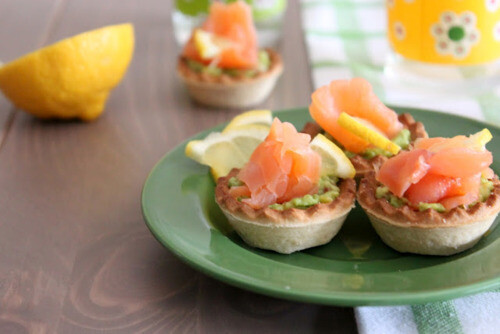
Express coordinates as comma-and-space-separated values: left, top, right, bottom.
300, 1, 500, 333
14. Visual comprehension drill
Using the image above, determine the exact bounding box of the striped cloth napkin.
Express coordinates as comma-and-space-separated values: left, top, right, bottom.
299, 1, 500, 333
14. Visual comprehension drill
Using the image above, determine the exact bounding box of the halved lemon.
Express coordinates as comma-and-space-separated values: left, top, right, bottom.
0, 23, 134, 121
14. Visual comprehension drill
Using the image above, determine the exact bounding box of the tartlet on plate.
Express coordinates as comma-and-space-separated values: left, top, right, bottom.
216, 168, 356, 254
214, 118, 356, 254
357, 131, 500, 256
358, 171, 500, 256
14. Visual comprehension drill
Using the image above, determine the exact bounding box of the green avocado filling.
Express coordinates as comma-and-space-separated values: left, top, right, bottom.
228, 175, 340, 210
362, 129, 411, 159
376, 176, 494, 212
228, 177, 244, 187
186, 50, 270, 77
375, 186, 409, 208
479, 177, 494, 202
269, 175, 340, 211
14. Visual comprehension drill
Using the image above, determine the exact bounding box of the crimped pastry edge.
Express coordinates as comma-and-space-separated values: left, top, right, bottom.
177, 49, 283, 109
357, 172, 500, 255
215, 169, 356, 253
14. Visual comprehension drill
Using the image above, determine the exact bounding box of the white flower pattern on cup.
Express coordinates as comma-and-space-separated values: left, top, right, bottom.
387, 0, 395, 9
494, 21, 500, 41
431, 11, 480, 59
486, 0, 500, 12
394, 21, 406, 41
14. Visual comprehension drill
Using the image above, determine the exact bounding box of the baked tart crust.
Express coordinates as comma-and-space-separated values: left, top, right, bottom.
358, 171, 500, 227
357, 171, 500, 255
177, 48, 282, 85
215, 168, 356, 254
176, 48, 283, 108
216, 169, 356, 224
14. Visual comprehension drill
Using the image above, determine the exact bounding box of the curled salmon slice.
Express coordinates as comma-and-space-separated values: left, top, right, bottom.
376, 149, 432, 197
309, 78, 403, 153
428, 148, 492, 178
379, 131, 493, 210
238, 118, 321, 209
405, 173, 457, 205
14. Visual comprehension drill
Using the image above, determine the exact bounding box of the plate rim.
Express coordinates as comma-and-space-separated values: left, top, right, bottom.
142, 106, 500, 306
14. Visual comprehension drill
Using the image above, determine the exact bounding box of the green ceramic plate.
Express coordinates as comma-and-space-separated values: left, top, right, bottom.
142, 107, 500, 306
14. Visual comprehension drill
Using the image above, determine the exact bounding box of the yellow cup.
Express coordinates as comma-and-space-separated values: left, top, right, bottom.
387, 0, 500, 65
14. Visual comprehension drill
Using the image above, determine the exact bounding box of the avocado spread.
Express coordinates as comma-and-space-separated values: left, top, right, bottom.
479, 177, 494, 201
376, 177, 494, 212
375, 186, 409, 208
186, 50, 270, 77
362, 129, 411, 159
228, 175, 340, 210
228, 177, 244, 187
269, 175, 340, 210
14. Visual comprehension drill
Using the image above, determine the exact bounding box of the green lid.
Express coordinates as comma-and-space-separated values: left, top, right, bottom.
175, 0, 210, 16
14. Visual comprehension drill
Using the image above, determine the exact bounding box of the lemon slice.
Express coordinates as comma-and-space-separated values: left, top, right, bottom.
338, 112, 401, 155
185, 125, 269, 179
310, 134, 356, 179
223, 109, 273, 132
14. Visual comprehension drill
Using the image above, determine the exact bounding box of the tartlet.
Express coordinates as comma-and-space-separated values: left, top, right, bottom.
216, 169, 356, 254
357, 171, 500, 256
177, 1, 283, 109
177, 49, 283, 109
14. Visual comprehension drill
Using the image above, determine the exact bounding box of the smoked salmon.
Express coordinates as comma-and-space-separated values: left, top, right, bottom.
230, 118, 321, 209
182, 1, 258, 69
309, 78, 403, 153
377, 131, 493, 210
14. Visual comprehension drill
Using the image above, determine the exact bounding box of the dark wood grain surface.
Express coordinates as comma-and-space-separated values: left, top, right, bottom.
0, 1, 357, 333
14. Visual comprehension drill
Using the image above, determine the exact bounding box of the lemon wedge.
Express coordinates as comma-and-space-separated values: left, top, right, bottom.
310, 134, 356, 179
193, 29, 222, 60
470, 128, 492, 148
223, 109, 273, 132
338, 112, 401, 156
185, 124, 269, 180
193, 29, 235, 60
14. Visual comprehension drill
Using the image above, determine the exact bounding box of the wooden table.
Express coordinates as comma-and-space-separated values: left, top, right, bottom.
0, 1, 357, 332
